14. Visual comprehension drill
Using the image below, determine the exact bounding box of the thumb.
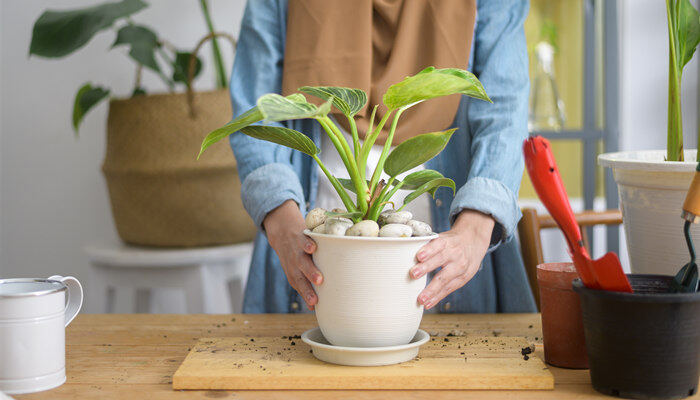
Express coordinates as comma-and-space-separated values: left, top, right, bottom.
302, 236, 317, 254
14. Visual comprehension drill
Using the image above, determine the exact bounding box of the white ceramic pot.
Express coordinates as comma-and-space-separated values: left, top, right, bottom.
306, 231, 433, 348
599, 150, 698, 275
0, 276, 83, 395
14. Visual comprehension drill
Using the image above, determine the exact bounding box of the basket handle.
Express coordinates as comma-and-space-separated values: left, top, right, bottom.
186, 32, 237, 117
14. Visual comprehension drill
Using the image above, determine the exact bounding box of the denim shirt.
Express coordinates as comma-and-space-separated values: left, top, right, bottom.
231, 0, 536, 314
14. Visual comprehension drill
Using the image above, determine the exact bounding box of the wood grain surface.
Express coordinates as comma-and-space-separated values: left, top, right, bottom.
11, 313, 699, 399
173, 336, 553, 390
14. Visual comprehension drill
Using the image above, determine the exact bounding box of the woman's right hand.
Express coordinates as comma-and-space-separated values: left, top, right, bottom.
263, 199, 323, 310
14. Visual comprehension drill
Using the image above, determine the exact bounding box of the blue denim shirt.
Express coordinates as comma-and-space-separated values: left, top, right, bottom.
231, 0, 536, 314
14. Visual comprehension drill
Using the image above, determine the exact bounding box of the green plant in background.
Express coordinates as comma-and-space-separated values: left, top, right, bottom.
29, 0, 227, 134
665, 0, 700, 161
198, 67, 491, 222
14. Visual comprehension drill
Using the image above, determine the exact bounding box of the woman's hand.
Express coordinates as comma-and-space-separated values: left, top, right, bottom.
263, 200, 323, 310
410, 210, 495, 310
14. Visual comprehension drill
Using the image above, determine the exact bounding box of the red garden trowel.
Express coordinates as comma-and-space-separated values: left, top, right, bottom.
523, 136, 633, 293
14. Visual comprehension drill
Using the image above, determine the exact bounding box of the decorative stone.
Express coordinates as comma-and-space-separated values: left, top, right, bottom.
325, 218, 353, 236
406, 220, 432, 236
379, 223, 413, 238
346, 220, 380, 237
305, 208, 327, 230
384, 211, 413, 225
311, 224, 326, 234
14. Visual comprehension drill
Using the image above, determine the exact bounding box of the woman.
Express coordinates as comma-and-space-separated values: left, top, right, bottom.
231, 0, 536, 314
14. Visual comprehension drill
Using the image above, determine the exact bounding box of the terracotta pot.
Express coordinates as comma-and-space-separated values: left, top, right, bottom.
305, 230, 433, 347
537, 262, 588, 369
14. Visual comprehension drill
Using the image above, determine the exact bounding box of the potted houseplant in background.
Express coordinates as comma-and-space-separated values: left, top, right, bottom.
599, 0, 700, 275
29, 0, 256, 247
198, 67, 491, 348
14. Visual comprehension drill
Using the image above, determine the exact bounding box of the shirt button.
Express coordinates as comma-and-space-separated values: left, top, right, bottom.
291, 302, 299, 311
435, 199, 443, 207
444, 302, 451, 311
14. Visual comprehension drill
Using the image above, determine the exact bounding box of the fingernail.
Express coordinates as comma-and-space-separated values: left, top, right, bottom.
411, 268, 422, 279
312, 273, 322, 285
418, 294, 428, 304
424, 300, 433, 309
416, 251, 425, 261
304, 242, 313, 252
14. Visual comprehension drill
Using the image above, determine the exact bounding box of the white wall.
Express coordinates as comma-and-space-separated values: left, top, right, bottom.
619, 0, 699, 152
0, 1, 245, 307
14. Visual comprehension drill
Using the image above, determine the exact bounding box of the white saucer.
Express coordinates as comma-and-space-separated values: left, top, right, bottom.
301, 327, 429, 366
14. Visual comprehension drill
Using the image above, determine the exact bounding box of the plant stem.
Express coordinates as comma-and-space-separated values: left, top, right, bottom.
347, 115, 361, 162
359, 110, 392, 177
368, 178, 402, 220
199, 0, 227, 89
667, 0, 684, 161
317, 118, 369, 213
312, 155, 358, 214
368, 109, 404, 194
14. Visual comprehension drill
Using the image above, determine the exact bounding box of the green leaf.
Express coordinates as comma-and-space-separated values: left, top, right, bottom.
240, 126, 320, 156
677, 0, 700, 69
198, 107, 263, 159
197, 94, 307, 159
402, 178, 456, 207
399, 169, 445, 190
338, 178, 371, 194
384, 129, 457, 177
383, 67, 491, 111
30, 0, 147, 58
72, 83, 110, 133
172, 52, 203, 85
325, 210, 364, 220
112, 24, 160, 72
299, 86, 367, 117
257, 93, 331, 122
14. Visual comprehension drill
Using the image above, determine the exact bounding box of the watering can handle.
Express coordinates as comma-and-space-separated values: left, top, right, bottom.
48, 275, 83, 327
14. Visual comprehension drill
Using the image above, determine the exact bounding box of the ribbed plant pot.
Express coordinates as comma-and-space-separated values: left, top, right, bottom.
599, 150, 699, 275
305, 231, 431, 348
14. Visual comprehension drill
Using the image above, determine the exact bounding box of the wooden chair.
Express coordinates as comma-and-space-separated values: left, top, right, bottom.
517, 207, 623, 309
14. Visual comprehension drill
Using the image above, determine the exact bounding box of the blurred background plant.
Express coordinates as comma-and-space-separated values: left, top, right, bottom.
28, 0, 229, 134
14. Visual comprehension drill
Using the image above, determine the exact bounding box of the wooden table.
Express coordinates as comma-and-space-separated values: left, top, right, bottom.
13, 314, 700, 399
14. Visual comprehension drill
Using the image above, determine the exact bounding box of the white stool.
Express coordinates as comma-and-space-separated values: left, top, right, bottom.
86, 242, 253, 314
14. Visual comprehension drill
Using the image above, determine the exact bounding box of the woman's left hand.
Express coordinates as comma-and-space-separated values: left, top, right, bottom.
410, 210, 495, 310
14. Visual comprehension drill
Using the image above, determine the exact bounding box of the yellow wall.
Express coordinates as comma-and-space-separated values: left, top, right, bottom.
520, 0, 584, 199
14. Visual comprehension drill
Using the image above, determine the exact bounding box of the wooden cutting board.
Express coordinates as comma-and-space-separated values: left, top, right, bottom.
173, 335, 554, 390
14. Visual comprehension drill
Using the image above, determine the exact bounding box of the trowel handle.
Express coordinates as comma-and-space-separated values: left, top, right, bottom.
523, 136, 583, 252
682, 162, 700, 222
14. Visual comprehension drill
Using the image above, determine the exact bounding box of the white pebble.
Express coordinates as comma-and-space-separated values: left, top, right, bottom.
384, 211, 413, 225
346, 220, 380, 237
325, 217, 353, 236
379, 223, 413, 237
311, 224, 326, 234
305, 208, 327, 229
406, 220, 432, 236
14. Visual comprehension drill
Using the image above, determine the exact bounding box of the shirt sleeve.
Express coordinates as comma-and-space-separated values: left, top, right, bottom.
229, 0, 305, 228
449, 0, 530, 246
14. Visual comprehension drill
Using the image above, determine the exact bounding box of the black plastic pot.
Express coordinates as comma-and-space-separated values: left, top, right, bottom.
573, 275, 700, 399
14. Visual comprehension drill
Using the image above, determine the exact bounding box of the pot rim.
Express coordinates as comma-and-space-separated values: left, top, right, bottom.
573, 275, 700, 303
0, 278, 67, 298
305, 229, 438, 242
598, 150, 697, 172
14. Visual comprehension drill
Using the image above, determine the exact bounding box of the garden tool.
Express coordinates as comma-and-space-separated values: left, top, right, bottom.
523, 136, 633, 293
672, 162, 700, 292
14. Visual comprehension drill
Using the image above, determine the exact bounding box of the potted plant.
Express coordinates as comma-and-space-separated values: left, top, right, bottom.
198, 67, 491, 347
599, 0, 700, 275
29, 0, 256, 247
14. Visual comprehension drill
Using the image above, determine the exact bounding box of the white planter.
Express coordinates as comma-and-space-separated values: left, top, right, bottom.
599, 150, 699, 275
306, 231, 432, 347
